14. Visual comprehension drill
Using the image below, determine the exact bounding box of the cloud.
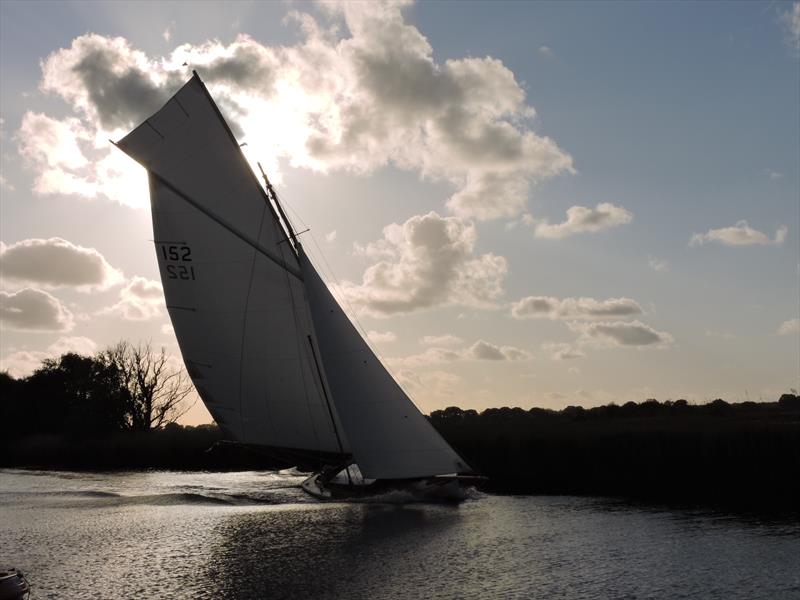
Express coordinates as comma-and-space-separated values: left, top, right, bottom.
690, 221, 787, 246
466, 340, 507, 360
24, 2, 573, 220
395, 369, 461, 397
705, 330, 736, 339
568, 320, 673, 348
420, 334, 463, 346
1, 237, 122, 291
0, 336, 97, 378
367, 330, 396, 343
537, 45, 554, 58
778, 318, 800, 335
343, 211, 507, 316
17, 111, 148, 209
0, 288, 74, 331
542, 342, 586, 360
45, 335, 98, 356
325, 230, 338, 243
511, 295, 642, 320
532, 203, 633, 239
392, 339, 530, 368
782, 2, 800, 50
40, 34, 183, 132
648, 255, 669, 272
102, 276, 164, 320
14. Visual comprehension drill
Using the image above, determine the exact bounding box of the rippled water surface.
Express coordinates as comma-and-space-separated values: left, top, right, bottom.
1, 469, 799, 599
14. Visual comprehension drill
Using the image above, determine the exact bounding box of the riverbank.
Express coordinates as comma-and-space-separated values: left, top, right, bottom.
433, 399, 800, 512
3, 397, 799, 512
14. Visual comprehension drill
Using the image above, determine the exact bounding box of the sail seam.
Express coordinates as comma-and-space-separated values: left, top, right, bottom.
236, 202, 269, 442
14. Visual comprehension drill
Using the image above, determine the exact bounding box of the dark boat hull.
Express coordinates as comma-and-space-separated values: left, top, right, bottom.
301, 474, 469, 503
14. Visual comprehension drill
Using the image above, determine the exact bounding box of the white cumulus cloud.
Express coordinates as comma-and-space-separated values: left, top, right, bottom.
1, 237, 122, 291
367, 330, 396, 343
420, 334, 463, 346
511, 295, 642, 320
542, 342, 586, 360
532, 202, 633, 239
101, 276, 164, 320
0, 288, 74, 332
648, 255, 669, 272
392, 339, 530, 368
778, 318, 800, 335
22, 2, 573, 220
690, 221, 787, 247
568, 320, 673, 348
343, 211, 507, 316
0, 336, 97, 378
782, 2, 800, 50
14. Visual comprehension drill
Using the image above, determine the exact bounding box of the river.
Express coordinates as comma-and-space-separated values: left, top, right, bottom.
1, 469, 798, 599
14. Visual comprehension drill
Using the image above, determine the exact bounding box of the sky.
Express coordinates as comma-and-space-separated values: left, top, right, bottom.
1, 0, 798, 425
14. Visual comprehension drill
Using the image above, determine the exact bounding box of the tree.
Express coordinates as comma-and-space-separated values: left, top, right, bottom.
5, 353, 129, 436
102, 341, 195, 431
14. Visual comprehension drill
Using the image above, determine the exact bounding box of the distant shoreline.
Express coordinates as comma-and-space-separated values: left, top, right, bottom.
3, 396, 799, 513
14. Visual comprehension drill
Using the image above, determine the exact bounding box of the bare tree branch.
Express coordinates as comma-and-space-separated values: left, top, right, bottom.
102, 341, 196, 431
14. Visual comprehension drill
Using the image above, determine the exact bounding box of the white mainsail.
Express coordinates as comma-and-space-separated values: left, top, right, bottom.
117, 74, 347, 456
118, 72, 471, 480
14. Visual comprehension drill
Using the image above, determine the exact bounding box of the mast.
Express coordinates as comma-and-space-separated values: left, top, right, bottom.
258, 162, 300, 254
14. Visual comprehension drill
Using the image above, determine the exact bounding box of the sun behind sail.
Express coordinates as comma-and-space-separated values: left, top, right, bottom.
116, 73, 348, 457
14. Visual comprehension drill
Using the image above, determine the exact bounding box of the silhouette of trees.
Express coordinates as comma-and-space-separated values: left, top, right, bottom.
101, 341, 194, 431
0, 341, 193, 436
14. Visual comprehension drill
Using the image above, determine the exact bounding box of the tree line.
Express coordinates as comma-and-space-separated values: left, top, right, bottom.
1, 341, 194, 437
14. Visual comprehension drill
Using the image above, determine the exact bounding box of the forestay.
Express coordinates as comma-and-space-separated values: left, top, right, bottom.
116, 74, 348, 455
299, 249, 471, 480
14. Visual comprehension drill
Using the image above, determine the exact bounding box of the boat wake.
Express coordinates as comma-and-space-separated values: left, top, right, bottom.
1, 469, 484, 508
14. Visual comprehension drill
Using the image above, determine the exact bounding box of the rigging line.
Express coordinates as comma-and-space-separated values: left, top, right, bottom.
306, 237, 440, 401
272, 184, 443, 407
273, 215, 323, 448
277, 193, 416, 396
304, 231, 413, 393
253, 162, 323, 447
307, 334, 352, 485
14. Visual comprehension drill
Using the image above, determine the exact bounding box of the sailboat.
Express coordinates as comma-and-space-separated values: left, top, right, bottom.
115, 72, 474, 500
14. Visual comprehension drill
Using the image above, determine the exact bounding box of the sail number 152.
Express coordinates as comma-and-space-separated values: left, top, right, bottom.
159, 244, 196, 281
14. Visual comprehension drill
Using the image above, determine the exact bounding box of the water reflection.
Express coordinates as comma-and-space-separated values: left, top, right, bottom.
2, 470, 799, 600
207, 504, 463, 599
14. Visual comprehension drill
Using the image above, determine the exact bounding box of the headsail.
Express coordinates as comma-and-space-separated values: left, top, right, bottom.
116, 73, 348, 456
298, 249, 471, 480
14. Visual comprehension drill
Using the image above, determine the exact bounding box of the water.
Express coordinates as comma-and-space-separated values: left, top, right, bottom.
1, 469, 798, 599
